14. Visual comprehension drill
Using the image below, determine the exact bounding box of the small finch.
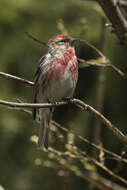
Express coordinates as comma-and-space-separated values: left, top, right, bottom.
33, 34, 78, 151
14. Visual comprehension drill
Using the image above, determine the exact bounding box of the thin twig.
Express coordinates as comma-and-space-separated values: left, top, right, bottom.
78, 58, 127, 78
48, 146, 127, 187
25, 32, 47, 47
70, 98, 127, 145
79, 39, 105, 58
77, 149, 127, 186
1, 60, 127, 88
52, 121, 127, 164
0, 72, 34, 86
109, 63, 127, 79
25, 32, 127, 78
48, 148, 113, 190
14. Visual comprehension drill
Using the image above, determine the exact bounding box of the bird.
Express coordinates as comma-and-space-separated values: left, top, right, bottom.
33, 34, 78, 151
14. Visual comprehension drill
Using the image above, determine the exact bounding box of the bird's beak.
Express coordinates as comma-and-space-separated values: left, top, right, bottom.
70, 37, 77, 45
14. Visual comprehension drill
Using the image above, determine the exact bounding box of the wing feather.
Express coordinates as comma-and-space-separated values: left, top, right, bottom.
33, 55, 46, 119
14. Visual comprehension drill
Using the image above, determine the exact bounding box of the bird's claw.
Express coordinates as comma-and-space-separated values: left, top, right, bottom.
62, 97, 73, 103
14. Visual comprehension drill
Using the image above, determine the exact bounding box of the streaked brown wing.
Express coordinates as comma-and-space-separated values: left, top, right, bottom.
33, 56, 45, 120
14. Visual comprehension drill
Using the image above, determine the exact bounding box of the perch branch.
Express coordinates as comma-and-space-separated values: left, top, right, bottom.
0, 98, 127, 145
0, 72, 127, 152
3, 101, 127, 165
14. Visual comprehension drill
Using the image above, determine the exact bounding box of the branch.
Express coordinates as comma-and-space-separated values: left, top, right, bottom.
6, 103, 127, 165
0, 72, 34, 86
70, 99, 127, 145
118, 0, 127, 8
1, 59, 127, 87
96, 0, 127, 49
25, 32, 47, 47
77, 149, 127, 185
9, 101, 127, 188
0, 99, 66, 108
25, 32, 127, 78
52, 121, 127, 164
0, 98, 127, 145
48, 146, 127, 188
0, 71, 127, 152
4, 101, 127, 165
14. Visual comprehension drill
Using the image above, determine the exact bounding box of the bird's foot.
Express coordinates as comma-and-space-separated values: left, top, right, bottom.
48, 99, 57, 112
48, 99, 58, 105
62, 97, 73, 103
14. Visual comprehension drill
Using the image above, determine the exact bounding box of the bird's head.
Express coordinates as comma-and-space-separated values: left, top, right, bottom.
48, 34, 76, 51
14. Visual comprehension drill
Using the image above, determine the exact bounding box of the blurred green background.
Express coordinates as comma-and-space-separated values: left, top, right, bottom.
0, 0, 127, 189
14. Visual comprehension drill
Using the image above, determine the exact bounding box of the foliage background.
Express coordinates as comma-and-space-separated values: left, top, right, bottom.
0, 0, 127, 189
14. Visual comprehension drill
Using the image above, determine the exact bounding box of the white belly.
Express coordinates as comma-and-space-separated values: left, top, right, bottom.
43, 69, 75, 101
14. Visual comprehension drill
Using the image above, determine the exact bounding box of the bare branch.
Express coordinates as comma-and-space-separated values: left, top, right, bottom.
0, 99, 67, 108
78, 58, 127, 79
0, 72, 34, 86
70, 98, 127, 145
3, 100, 127, 165
48, 146, 127, 188
0, 71, 127, 154
109, 63, 127, 78
8, 101, 127, 187
52, 121, 127, 164
25, 32, 127, 78
0, 60, 127, 89
0, 98, 127, 145
118, 0, 127, 7
6, 103, 127, 165
25, 32, 47, 47
96, 0, 127, 49
96, 175, 127, 190
77, 149, 127, 185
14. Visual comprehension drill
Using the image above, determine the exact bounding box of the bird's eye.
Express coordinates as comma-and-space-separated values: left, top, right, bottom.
59, 38, 69, 43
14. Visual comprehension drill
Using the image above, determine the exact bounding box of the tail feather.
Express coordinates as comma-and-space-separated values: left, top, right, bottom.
38, 118, 49, 150
38, 108, 52, 151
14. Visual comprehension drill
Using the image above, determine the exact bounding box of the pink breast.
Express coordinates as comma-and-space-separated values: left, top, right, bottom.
47, 47, 78, 83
